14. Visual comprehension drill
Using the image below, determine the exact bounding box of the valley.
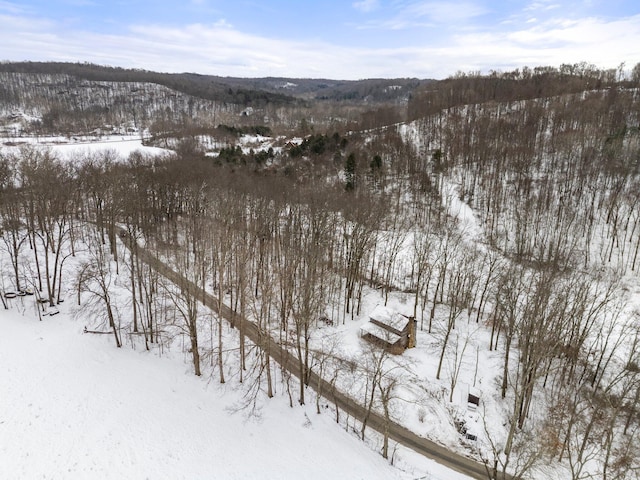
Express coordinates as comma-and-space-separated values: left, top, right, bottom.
1, 61, 640, 480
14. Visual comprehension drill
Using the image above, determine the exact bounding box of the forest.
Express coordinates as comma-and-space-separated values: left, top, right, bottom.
1, 61, 640, 480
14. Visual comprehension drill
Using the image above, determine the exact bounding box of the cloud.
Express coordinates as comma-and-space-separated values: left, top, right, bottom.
63, 0, 99, 6
403, 1, 488, 24
353, 0, 488, 30
0, 12, 53, 31
449, 14, 640, 73
353, 0, 379, 13
212, 18, 233, 29
524, 1, 561, 13
0, 9, 638, 79
0, 1, 32, 14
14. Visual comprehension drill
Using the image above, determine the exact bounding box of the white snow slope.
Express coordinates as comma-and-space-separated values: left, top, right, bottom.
0, 305, 468, 480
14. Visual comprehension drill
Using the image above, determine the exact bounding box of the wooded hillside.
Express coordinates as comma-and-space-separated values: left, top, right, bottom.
1, 61, 640, 480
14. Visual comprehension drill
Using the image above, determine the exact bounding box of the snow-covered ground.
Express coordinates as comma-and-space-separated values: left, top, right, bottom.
0, 287, 476, 480
0, 135, 170, 159
0, 131, 478, 480
440, 177, 483, 244
0, 307, 404, 479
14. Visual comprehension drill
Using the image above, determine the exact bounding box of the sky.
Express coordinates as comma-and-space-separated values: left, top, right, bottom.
1, 0, 639, 79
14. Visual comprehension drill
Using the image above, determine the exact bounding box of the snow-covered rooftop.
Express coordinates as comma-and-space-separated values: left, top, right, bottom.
360, 321, 402, 344
369, 304, 410, 332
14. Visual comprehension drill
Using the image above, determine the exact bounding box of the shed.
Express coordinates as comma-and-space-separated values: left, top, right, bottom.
457, 383, 482, 411
468, 386, 481, 410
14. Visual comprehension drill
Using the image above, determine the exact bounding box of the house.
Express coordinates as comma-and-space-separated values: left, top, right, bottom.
359, 305, 416, 354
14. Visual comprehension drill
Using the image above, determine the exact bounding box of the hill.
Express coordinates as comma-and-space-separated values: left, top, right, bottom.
0, 308, 435, 479
0, 61, 431, 137
1, 61, 640, 480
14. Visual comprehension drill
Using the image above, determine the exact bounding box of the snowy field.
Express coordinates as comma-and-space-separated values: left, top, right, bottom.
0, 135, 170, 159
0, 252, 474, 480
0, 306, 423, 480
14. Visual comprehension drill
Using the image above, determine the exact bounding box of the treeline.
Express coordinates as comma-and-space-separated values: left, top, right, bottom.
216, 124, 272, 137
0, 145, 448, 462
312, 77, 425, 103
0, 70, 407, 138
0, 61, 299, 107
0, 62, 428, 136
0, 146, 415, 392
408, 62, 640, 119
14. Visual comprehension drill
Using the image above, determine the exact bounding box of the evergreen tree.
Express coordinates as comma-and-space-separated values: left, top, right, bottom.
345, 153, 356, 191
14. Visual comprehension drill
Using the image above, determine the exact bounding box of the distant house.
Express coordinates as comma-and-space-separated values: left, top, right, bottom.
359, 305, 416, 354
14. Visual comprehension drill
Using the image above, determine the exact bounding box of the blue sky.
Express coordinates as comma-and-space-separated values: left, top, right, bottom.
1, 0, 639, 79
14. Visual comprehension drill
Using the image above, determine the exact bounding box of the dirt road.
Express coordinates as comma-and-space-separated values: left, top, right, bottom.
125, 231, 503, 480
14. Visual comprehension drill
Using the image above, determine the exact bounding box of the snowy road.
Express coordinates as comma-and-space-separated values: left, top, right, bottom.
123, 229, 503, 480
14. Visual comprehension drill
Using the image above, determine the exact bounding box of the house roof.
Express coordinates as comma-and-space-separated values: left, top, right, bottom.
369, 305, 410, 332
360, 322, 402, 345
468, 386, 482, 400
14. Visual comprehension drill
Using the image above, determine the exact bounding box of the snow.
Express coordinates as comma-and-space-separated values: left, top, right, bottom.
0, 295, 476, 480
0, 135, 171, 160
237, 134, 277, 155
314, 286, 501, 454
440, 177, 482, 243
2, 81, 637, 479
360, 320, 402, 344
0, 307, 409, 480
369, 304, 411, 332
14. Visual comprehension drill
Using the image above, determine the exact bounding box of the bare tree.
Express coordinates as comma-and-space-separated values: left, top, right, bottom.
77, 228, 122, 348
436, 248, 476, 380
159, 246, 203, 376
19, 147, 74, 306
